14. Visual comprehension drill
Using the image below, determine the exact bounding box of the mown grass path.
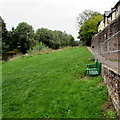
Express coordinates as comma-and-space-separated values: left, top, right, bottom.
2, 47, 107, 118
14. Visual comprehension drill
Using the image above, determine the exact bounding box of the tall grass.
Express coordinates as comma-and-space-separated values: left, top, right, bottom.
27, 42, 51, 55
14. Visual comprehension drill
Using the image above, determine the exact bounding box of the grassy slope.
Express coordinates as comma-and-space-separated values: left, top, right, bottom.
2, 47, 108, 118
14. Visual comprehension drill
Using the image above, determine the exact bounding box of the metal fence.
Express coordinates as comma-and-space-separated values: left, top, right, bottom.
92, 31, 120, 74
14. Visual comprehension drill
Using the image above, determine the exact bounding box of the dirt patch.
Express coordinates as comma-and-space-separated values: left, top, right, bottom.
80, 75, 89, 79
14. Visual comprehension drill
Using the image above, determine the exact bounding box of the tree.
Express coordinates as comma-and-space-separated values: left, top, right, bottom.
77, 10, 101, 28
13, 22, 35, 53
0, 16, 10, 53
35, 28, 76, 49
35, 28, 54, 48
77, 11, 103, 46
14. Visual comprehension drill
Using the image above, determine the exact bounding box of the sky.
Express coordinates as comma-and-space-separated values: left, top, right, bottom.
0, 0, 119, 40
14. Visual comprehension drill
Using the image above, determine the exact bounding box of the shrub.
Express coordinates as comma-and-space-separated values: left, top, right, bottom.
27, 42, 51, 55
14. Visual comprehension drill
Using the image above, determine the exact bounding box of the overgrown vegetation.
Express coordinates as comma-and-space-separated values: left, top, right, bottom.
1, 16, 80, 60
27, 42, 51, 55
3, 47, 109, 118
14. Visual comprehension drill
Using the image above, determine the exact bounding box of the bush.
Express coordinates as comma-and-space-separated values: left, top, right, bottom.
27, 42, 51, 55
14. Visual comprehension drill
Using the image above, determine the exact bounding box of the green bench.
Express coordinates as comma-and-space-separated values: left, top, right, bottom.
86, 59, 102, 76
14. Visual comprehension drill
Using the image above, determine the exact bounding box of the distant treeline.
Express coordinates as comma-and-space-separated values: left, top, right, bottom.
1, 17, 80, 59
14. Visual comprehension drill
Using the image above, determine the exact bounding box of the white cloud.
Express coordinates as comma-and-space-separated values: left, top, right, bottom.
1, 0, 119, 39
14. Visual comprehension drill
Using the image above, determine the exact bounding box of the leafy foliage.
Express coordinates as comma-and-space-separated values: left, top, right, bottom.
77, 10, 101, 28
1, 17, 10, 53
77, 11, 103, 46
35, 28, 77, 49
1, 20, 35, 54
13, 22, 35, 53
27, 42, 50, 55
2, 17, 78, 59
35, 28, 54, 48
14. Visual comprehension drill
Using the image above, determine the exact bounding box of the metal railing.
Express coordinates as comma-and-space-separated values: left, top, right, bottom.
92, 31, 120, 73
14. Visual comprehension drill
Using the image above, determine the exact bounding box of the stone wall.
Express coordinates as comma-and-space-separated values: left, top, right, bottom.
102, 65, 120, 114
91, 15, 120, 115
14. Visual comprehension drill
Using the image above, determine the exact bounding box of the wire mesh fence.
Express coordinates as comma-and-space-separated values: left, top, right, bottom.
92, 31, 120, 74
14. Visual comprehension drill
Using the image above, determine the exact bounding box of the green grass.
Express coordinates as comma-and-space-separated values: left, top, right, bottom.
2, 47, 108, 118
